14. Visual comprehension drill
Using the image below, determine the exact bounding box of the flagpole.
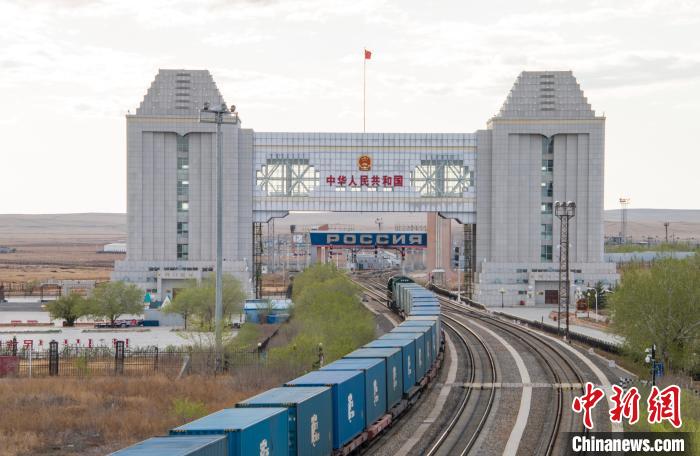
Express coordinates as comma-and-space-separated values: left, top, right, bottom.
363, 49, 366, 133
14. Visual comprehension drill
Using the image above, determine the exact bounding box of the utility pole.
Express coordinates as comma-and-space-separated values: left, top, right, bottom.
619, 197, 630, 244
664, 222, 670, 244
555, 201, 576, 340
199, 102, 238, 368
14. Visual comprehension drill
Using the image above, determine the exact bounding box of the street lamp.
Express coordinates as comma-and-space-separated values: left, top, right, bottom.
199, 102, 238, 368
499, 288, 505, 308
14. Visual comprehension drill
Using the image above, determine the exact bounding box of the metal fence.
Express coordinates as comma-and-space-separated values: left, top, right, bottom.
0, 340, 265, 378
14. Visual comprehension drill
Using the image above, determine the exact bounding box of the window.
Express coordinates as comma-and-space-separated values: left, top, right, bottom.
177, 180, 189, 198
541, 203, 552, 214
541, 223, 553, 240
541, 245, 553, 262
411, 160, 472, 197
178, 201, 189, 212
541, 159, 553, 172
177, 243, 188, 260
541, 181, 553, 197
256, 158, 319, 196
177, 157, 189, 170
177, 222, 189, 235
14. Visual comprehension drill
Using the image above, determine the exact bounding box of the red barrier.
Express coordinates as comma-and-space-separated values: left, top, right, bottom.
0, 356, 19, 377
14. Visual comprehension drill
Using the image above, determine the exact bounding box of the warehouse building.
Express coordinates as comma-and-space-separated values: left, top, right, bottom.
112, 69, 618, 306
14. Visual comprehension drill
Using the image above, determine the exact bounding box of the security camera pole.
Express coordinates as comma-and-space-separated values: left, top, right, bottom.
199, 102, 238, 369
555, 201, 576, 341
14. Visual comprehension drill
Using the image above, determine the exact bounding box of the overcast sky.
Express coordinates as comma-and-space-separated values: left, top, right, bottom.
1, 0, 699, 213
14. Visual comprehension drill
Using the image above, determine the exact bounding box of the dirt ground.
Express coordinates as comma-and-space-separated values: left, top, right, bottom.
0, 214, 124, 283
0, 371, 278, 456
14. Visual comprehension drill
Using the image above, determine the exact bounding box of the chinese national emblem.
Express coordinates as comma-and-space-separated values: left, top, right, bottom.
358, 155, 372, 171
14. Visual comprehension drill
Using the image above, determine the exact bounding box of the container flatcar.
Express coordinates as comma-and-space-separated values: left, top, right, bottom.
170, 408, 288, 456
343, 347, 403, 409
236, 387, 333, 456
321, 358, 387, 426
110, 435, 229, 456
285, 370, 365, 449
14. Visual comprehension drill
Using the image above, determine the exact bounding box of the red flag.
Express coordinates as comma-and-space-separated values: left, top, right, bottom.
364, 49, 372, 60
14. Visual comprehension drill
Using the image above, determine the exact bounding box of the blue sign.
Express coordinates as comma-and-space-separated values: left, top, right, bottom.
654, 361, 664, 378
310, 232, 427, 248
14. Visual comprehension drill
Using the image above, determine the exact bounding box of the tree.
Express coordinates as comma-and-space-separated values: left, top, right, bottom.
25, 279, 40, 296
586, 281, 609, 311
87, 281, 144, 326
162, 280, 201, 330
166, 274, 246, 330
45, 292, 89, 326
610, 257, 700, 373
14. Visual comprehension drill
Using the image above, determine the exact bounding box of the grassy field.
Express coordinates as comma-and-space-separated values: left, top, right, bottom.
0, 369, 284, 455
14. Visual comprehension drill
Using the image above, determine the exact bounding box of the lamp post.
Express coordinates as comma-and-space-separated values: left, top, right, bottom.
199, 102, 238, 368
555, 201, 576, 341
499, 288, 505, 308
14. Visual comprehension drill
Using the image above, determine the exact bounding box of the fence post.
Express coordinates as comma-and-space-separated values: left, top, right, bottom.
49, 340, 59, 376
11, 336, 17, 356
115, 340, 125, 375
154, 346, 159, 373
28, 346, 33, 378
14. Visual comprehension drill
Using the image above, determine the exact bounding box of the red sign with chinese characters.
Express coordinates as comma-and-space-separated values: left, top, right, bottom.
326, 174, 404, 189
572, 382, 683, 429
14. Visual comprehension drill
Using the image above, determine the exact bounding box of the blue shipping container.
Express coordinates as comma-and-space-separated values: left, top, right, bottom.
343, 347, 403, 409
170, 408, 288, 456
399, 321, 437, 365
236, 386, 332, 456
379, 331, 427, 381
363, 339, 416, 394
405, 316, 441, 354
321, 357, 387, 425
110, 435, 228, 456
390, 326, 433, 368
286, 370, 365, 449
410, 308, 441, 316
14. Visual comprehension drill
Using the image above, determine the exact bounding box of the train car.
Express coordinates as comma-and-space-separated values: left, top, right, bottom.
379, 332, 427, 381
391, 325, 434, 367
363, 339, 416, 393
343, 347, 403, 409
399, 320, 438, 363
236, 387, 333, 456
285, 370, 366, 450
169, 408, 288, 456
321, 358, 387, 426
110, 435, 229, 456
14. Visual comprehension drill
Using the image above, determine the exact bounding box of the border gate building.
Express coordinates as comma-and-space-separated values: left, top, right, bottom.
112, 69, 618, 306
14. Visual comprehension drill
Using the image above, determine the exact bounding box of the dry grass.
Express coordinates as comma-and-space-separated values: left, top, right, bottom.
0, 368, 286, 456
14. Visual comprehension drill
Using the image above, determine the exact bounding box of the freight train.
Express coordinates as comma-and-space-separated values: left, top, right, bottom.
113, 277, 441, 456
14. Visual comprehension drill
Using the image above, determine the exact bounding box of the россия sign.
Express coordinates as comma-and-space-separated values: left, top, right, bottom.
310, 232, 427, 248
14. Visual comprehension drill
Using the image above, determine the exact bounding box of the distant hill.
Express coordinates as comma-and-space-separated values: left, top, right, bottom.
1, 210, 699, 244
604, 209, 700, 223
0, 213, 126, 243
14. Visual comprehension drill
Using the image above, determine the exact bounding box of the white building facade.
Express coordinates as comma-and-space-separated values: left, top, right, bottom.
113, 69, 617, 305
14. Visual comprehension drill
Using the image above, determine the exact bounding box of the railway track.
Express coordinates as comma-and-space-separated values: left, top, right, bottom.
425, 315, 497, 456
357, 274, 500, 456
357, 273, 591, 455
440, 298, 587, 455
